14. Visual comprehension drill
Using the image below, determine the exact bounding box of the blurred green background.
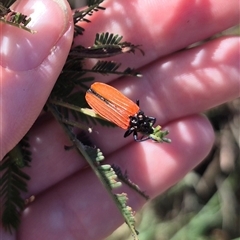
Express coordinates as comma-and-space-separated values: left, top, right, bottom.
68, 1, 240, 239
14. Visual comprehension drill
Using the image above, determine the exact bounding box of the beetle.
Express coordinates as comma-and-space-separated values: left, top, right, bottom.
85, 82, 157, 142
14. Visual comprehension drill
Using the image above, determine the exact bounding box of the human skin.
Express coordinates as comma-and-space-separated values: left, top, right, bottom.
0, 0, 239, 239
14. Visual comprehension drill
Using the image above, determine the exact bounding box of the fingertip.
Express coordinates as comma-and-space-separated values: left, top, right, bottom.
0, 0, 73, 71
167, 114, 215, 162
147, 114, 215, 196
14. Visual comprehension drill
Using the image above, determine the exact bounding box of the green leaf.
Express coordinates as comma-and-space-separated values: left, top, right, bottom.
0, 137, 31, 232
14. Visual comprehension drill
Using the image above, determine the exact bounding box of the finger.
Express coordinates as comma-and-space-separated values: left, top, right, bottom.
0, 0, 74, 159
18, 114, 214, 240
75, 0, 239, 73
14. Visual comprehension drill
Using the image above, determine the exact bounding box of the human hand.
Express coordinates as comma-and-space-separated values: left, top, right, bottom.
1, 0, 239, 239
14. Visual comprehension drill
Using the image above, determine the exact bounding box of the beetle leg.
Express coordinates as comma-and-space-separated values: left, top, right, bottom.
148, 117, 156, 126
133, 131, 139, 141
124, 128, 133, 138
133, 132, 151, 142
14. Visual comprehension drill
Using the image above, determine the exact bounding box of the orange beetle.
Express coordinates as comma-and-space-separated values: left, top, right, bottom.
85, 82, 157, 142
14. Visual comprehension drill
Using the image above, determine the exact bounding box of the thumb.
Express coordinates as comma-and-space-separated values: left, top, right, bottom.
0, 0, 74, 159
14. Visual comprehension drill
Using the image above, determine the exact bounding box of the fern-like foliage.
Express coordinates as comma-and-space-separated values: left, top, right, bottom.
94, 32, 144, 55
48, 103, 138, 239
112, 165, 149, 200
0, 136, 31, 232
70, 32, 144, 59
73, 0, 106, 36
0, 0, 16, 9
94, 32, 123, 46
87, 60, 141, 77
0, 1, 34, 33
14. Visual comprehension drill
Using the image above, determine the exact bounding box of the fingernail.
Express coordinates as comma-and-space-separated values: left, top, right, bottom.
0, 0, 71, 71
